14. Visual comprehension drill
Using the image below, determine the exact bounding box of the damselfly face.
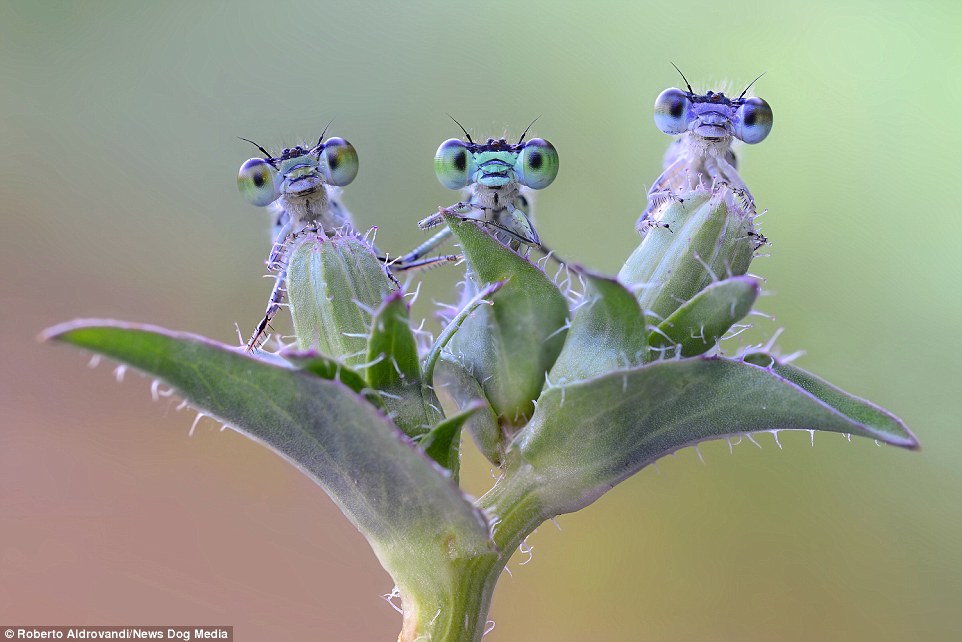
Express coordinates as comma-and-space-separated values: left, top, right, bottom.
654, 87, 773, 145
434, 136, 559, 191
237, 137, 359, 214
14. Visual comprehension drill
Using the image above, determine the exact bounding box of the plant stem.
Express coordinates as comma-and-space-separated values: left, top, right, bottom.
398, 460, 547, 642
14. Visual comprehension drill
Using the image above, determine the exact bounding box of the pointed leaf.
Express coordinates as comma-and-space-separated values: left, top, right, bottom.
436, 354, 504, 465
650, 276, 760, 358
742, 352, 918, 448
443, 213, 569, 423
422, 280, 506, 387
367, 292, 422, 388
282, 349, 386, 412
44, 320, 495, 567
424, 280, 505, 466
512, 356, 918, 517
366, 292, 440, 437
419, 403, 483, 482
548, 271, 648, 383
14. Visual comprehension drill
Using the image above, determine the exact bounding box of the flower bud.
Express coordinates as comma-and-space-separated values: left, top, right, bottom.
441, 214, 569, 428
286, 231, 394, 364
618, 186, 758, 325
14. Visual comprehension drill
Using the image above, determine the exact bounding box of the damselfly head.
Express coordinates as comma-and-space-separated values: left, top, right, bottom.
653, 79, 773, 145
238, 135, 358, 207
434, 129, 559, 191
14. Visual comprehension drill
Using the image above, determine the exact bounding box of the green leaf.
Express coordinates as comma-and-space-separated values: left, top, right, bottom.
367, 292, 421, 389
286, 233, 393, 363
423, 280, 506, 388
419, 403, 483, 482
424, 280, 506, 466
281, 349, 386, 412
512, 356, 918, 517
443, 213, 569, 424
366, 292, 440, 438
44, 320, 496, 567
742, 352, 918, 448
649, 276, 760, 358
436, 353, 504, 465
548, 271, 648, 383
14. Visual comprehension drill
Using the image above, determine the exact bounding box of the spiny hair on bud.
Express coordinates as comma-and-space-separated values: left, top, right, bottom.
189, 412, 207, 436
404, 280, 422, 304
621, 349, 647, 370
150, 379, 175, 402
382, 587, 403, 614
518, 537, 535, 566
543, 319, 571, 342
349, 352, 385, 370
693, 444, 706, 464
721, 323, 753, 342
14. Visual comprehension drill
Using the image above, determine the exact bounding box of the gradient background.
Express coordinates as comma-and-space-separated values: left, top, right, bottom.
2, 1, 960, 640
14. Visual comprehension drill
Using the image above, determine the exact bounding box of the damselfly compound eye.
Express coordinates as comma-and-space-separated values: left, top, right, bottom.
733, 97, 773, 144
434, 138, 474, 189
320, 137, 359, 186
238, 157, 277, 206
653, 88, 692, 135
516, 138, 559, 190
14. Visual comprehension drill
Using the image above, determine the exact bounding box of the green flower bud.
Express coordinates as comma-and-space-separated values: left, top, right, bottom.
441, 214, 569, 429
286, 232, 395, 364
618, 186, 759, 325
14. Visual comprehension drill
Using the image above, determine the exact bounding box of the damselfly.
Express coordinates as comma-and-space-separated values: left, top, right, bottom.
237, 132, 367, 351
238, 132, 458, 352
638, 67, 773, 230
401, 120, 560, 264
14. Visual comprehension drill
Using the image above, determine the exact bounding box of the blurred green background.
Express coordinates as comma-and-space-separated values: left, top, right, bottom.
2, 1, 960, 640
